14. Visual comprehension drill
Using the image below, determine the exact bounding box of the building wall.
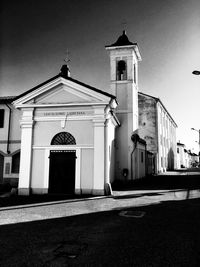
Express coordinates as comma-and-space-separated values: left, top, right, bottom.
138, 93, 177, 173
157, 102, 177, 172
29, 109, 96, 194
33, 119, 94, 147
0, 103, 21, 185
105, 118, 116, 184
138, 94, 157, 153
131, 142, 146, 180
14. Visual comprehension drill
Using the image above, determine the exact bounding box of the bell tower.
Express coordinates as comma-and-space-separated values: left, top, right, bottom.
105, 31, 142, 180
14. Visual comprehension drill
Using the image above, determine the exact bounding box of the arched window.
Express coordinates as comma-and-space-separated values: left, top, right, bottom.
12, 152, 20, 173
116, 60, 127, 81
51, 132, 76, 145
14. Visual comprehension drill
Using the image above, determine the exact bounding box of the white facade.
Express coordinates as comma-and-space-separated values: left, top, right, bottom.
13, 74, 119, 195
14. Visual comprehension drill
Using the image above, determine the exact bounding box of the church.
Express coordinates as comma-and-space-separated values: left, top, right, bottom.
0, 31, 174, 196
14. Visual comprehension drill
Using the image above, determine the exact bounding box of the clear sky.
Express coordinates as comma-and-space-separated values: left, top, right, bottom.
0, 0, 200, 152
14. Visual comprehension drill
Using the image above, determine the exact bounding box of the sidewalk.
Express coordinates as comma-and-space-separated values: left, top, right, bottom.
0, 186, 200, 226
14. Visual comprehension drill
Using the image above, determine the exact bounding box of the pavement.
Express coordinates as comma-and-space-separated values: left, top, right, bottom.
0, 170, 200, 225
0, 170, 200, 266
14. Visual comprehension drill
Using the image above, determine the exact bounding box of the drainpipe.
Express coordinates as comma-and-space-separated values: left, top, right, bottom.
5, 103, 12, 154
145, 142, 147, 176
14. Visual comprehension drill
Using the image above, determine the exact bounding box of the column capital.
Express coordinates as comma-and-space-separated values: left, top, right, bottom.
20, 120, 35, 128
93, 119, 105, 127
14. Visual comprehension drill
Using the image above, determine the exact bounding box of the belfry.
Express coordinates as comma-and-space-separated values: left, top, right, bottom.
106, 30, 143, 180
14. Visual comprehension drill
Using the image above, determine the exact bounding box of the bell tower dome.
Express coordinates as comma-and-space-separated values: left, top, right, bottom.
105, 31, 142, 180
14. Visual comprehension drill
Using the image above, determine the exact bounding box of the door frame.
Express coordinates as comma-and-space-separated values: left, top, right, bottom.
44, 147, 81, 194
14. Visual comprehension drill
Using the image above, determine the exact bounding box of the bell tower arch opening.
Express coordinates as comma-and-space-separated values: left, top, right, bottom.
116, 60, 127, 81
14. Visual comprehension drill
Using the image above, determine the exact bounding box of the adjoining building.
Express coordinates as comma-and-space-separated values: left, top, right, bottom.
0, 97, 21, 186
177, 142, 199, 168
138, 92, 177, 173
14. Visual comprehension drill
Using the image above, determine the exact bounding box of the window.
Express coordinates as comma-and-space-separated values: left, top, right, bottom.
51, 132, 76, 145
0, 109, 5, 128
5, 163, 10, 174
116, 60, 127, 81
161, 157, 163, 167
141, 151, 144, 163
12, 152, 20, 173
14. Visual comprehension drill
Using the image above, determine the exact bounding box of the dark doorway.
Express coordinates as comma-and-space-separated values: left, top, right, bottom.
49, 150, 76, 194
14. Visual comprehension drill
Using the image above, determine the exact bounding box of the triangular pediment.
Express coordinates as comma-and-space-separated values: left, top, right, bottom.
13, 76, 115, 107
32, 84, 102, 104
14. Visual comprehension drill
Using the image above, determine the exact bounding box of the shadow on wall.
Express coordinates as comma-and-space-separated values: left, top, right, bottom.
167, 148, 174, 171
109, 140, 115, 184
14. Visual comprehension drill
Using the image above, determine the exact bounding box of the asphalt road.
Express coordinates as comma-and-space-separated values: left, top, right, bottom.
0, 170, 200, 266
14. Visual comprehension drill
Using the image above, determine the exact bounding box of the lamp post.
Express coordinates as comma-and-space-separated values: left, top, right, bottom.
191, 70, 200, 166
191, 128, 200, 167
192, 70, 200, 75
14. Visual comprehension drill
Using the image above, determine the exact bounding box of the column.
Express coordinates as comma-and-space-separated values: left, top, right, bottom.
18, 108, 34, 195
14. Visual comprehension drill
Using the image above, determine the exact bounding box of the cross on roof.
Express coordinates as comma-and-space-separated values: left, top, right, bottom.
64, 50, 70, 64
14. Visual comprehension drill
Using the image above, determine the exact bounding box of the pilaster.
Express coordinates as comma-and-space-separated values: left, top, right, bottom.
93, 117, 105, 195
18, 108, 34, 195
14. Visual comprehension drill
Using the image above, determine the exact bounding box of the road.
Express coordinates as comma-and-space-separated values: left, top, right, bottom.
0, 170, 200, 266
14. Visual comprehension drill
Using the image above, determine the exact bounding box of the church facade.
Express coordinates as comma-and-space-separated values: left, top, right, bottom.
12, 67, 120, 195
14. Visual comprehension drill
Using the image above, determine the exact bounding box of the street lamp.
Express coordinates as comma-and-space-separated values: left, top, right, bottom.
191, 70, 200, 166
192, 70, 200, 75
191, 128, 200, 167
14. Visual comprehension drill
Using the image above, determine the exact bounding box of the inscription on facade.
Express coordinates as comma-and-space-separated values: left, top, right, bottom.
43, 111, 88, 116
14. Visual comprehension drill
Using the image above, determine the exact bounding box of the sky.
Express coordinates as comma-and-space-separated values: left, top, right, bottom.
0, 0, 200, 152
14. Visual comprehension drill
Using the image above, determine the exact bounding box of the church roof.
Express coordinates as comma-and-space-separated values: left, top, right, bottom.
0, 96, 16, 104
14, 66, 116, 101
105, 30, 137, 47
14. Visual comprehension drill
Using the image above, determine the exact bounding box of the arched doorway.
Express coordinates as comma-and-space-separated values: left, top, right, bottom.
49, 132, 76, 194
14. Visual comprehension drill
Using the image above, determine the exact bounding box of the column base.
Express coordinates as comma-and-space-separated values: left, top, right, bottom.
18, 188, 30, 195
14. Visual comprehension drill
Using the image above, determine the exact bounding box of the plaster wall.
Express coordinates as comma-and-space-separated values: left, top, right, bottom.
0, 105, 21, 144
131, 142, 146, 180
0, 105, 10, 141
157, 103, 177, 172
80, 148, 93, 193
31, 149, 45, 189
115, 113, 129, 179
33, 120, 93, 146
138, 95, 157, 153
106, 118, 116, 184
